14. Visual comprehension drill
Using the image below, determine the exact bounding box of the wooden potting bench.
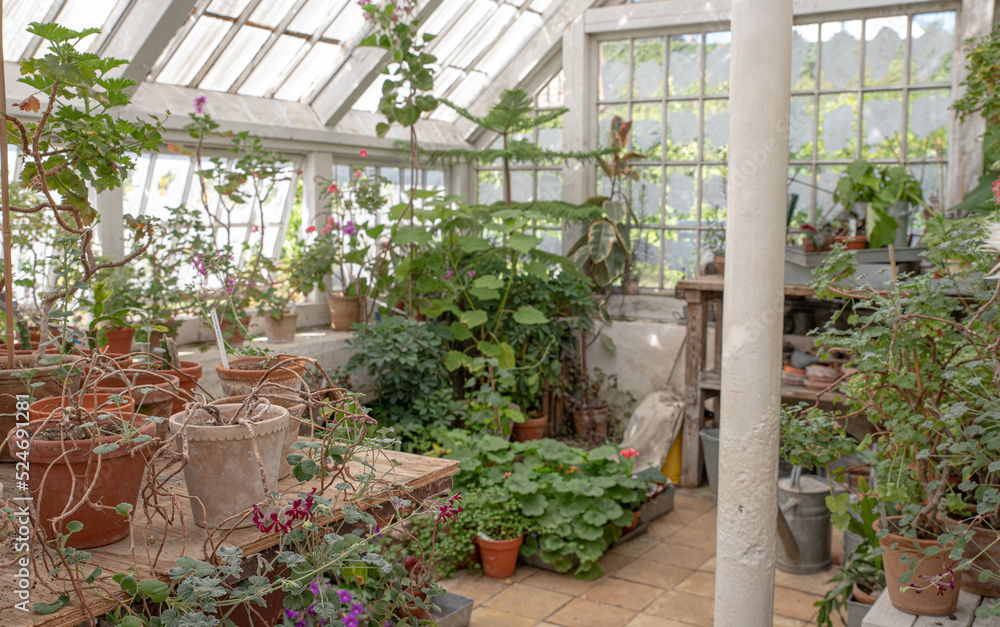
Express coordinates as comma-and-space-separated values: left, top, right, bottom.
0, 445, 459, 627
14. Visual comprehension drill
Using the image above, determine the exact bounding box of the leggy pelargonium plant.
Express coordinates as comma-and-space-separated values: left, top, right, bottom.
8, 23, 163, 356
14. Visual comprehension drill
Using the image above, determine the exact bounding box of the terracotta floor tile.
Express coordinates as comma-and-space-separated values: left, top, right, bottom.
547, 598, 637, 627
645, 542, 714, 570
585, 577, 664, 611
772, 615, 806, 627
506, 565, 541, 584
523, 569, 600, 597
612, 558, 694, 589
599, 550, 637, 573
669, 526, 717, 552
645, 590, 714, 626
772, 587, 823, 621
673, 571, 715, 599
469, 606, 539, 627
612, 534, 664, 558
673, 494, 717, 515
441, 572, 507, 607
647, 519, 684, 540
484, 583, 573, 619
625, 614, 693, 627
696, 556, 716, 573
773, 567, 837, 597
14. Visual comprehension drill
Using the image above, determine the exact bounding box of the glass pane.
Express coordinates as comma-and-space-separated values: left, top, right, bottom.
862, 91, 904, 159
864, 17, 906, 86
703, 99, 729, 161
323, 2, 366, 40
704, 32, 731, 95
818, 93, 858, 159
669, 34, 701, 96
909, 163, 947, 213
207, 0, 252, 17
598, 104, 628, 148
538, 170, 561, 201
6, 0, 56, 59
787, 166, 814, 228
537, 228, 562, 255
631, 228, 660, 288
790, 24, 818, 91
632, 166, 663, 226
288, 0, 348, 34
145, 155, 193, 221
820, 21, 861, 89
510, 170, 533, 203
250, 0, 293, 28
908, 88, 951, 160
536, 70, 565, 108
632, 38, 665, 98
199, 25, 271, 92
123, 154, 152, 217
452, 5, 516, 70
665, 100, 699, 161
157, 17, 231, 86
663, 230, 697, 285
274, 42, 342, 101
910, 13, 955, 84
701, 167, 727, 221
478, 11, 544, 79
427, 170, 446, 191
665, 167, 697, 224
478, 170, 503, 206
631, 102, 663, 161
537, 114, 563, 164
789, 96, 815, 161
815, 166, 846, 225
599, 41, 630, 100
237, 35, 306, 97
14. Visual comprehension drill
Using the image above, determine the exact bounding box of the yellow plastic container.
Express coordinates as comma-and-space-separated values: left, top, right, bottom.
662, 432, 682, 485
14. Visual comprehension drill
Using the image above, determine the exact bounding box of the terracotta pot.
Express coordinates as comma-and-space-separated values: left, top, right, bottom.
947, 517, 1000, 596
573, 405, 610, 439
853, 584, 877, 606
168, 403, 289, 529
263, 312, 298, 344
327, 293, 361, 330
91, 371, 180, 437
803, 239, 818, 253
714, 256, 725, 274
835, 235, 867, 250
0, 355, 81, 461
215, 354, 307, 398
216, 569, 290, 627
876, 517, 959, 616
136, 361, 203, 415
479, 534, 523, 579
102, 327, 135, 355
623, 510, 642, 533
211, 395, 306, 480
13, 413, 155, 548
622, 279, 639, 296
219, 316, 251, 345
513, 413, 547, 442
29, 393, 135, 424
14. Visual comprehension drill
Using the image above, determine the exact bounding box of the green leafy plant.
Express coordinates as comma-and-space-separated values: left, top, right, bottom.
832, 159, 924, 248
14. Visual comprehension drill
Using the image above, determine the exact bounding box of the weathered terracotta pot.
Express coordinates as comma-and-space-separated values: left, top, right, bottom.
622, 279, 639, 296
219, 316, 251, 345
0, 355, 81, 461
29, 393, 135, 424
623, 510, 642, 533
211, 395, 306, 480
835, 235, 867, 250
14, 413, 155, 548
215, 355, 306, 398
91, 371, 180, 437
136, 361, 203, 414
513, 413, 547, 442
853, 584, 877, 605
478, 534, 523, 579
102, 327, 135, 354
327, 293, 361, 330
947, 517, 1000, 596
264, 313, 298, 344
876, 517, 959, 616
168, 403, 289, 529
714, 256, 725, 274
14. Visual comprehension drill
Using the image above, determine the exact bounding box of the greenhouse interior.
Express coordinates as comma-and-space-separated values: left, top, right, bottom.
0, 0, 999, 625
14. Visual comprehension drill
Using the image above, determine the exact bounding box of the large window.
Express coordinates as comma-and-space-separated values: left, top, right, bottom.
595, 9, 956, 289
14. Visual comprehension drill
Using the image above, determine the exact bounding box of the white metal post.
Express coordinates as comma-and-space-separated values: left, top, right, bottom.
714, 0, 792, 624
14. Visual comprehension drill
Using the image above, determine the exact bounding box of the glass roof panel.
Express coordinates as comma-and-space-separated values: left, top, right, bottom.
236, 34, 305, 96
475, 11, 542, 77
426, 0, 494, 63
157, 16, 231, 86
54, 0, 119, 48
288, 0, 348, 35
207, 0, 253, 18
529, 0, 553, 11
5, 0, 58, 59
323, 3, 366, 41
419, 0, 470, 37
354, 75, 389, 113
450, 4, 516, 69
249, 0, 290, 28
274, 41, 344, 101
199, 25, 271, 92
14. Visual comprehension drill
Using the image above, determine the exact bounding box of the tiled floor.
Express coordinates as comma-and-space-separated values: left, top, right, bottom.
441, 488, 844, 627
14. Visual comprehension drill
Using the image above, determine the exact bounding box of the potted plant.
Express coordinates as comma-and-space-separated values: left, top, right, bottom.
89, 369, 180, 437
211, 393, 306, 480
832, 159, 924, 249
704, 226, 726, 274
257, 283, 299, 344
215, 353, 307, 398
801, 223, 833, 253
468, 486, 527, 579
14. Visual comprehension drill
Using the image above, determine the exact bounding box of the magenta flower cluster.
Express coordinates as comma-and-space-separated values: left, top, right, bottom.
252, 489, 316, 534
193, 95, 207, 115
435, 492, 463, 523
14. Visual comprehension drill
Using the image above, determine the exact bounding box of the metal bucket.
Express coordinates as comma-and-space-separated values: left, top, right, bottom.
776, 473, 833, 574
699, 428, 720, 499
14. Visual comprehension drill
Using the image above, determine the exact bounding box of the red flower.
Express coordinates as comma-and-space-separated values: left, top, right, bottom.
621, 448, 639, 459
305, 225, 316, 233
360, 149, 368, 158
328, 183, 339, 194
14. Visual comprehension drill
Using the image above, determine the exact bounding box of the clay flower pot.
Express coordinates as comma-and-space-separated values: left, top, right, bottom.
714, 255, 725, 274
944, 517, 1000, 596
327, 293, 361, 330
875, 517, 959, 616
219, 316, 251, 345
168, 403, 289, 529
853, 584, 877, 605
478, 534, 523, 579
0, 355, 81, 461
834, 235, 867, 250
212, 395, 306, 480
91, 371, 181, 436
102, 327, 135, 354
138, 361, 203, 414
622, 279, 639, 296
512, 413, 547, 442
13, 413, 155, 548
215, 354, 306, 398
29, 393, 135, 423
623, 510, 642, 533
264, 312, 298, 343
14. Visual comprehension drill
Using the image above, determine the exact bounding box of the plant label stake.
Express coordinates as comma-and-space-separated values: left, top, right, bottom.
210, 310, 230, 369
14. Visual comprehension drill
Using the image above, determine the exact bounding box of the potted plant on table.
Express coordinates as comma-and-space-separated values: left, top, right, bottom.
255, 259, 301, 344
801, 222, 833, 253
469, 486, 528, 579
832, 159, 924, 249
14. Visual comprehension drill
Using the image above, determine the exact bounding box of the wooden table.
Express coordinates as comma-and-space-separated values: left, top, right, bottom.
674, 274, 843, 487
863, 590, 1000, 626
0, 445, 460, 627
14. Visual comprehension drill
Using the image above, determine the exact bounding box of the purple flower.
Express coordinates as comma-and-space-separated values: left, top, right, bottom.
443, 269, 454, 281
342, 616, 358, 627
338, 589, 353, 604
193, 254, 206, 277
467, 270, 476, 278
284, 609, 299, 620
343, 221, 357, 236
193, 95, 207, 115
350, 603, 364, 616
309, 580, 321, 596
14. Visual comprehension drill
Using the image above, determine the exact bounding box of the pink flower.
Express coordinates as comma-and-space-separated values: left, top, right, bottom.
193, 95, 207, 115
354, 170, 363, 179
251, 225, 259, 233
620, 449, 639, 459
503, 472, 511, 479
360, 149, 368, 158
305, 225, 316, 233
321, 226, 332, 235
343, 221, 357, 236
992, 175, 1000, 204
443, 269, 454, 281
328, 183, 339, 194
467, 270, 475, 278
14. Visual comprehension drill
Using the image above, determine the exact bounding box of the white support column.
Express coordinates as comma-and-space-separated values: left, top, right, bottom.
560, 16, 591, 255
714, 0, 792, 625
97, 187, 124, 260
303, 152, 334, 300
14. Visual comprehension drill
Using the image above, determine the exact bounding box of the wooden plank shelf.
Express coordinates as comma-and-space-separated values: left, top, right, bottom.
0, 443, 460, 627
699, 370, 845, 404
863, 589, 1000, 626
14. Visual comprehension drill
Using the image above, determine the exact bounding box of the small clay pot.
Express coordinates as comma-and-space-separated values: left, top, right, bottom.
714, 256, 725, 274
478, 534, 523, 579
623, 510, 641, 533
876, 517, 959, 616
853, 584, 877, 606
219, 316, 251, 345
13, 413, 155, 548
264, 313, 298, 344
212, 395, 306, 480
834, 235, 867, 250
91, 371, 180, 436
512, 413, 547, 442
102, 327, 135, 354
29, 393, 135, 423
168, 403, 289, 529
135, 361, 203, 414
622, 279, 639, 296
327, 293, 361, 330
215, 355, 307, 398
0, 355, 82, 461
